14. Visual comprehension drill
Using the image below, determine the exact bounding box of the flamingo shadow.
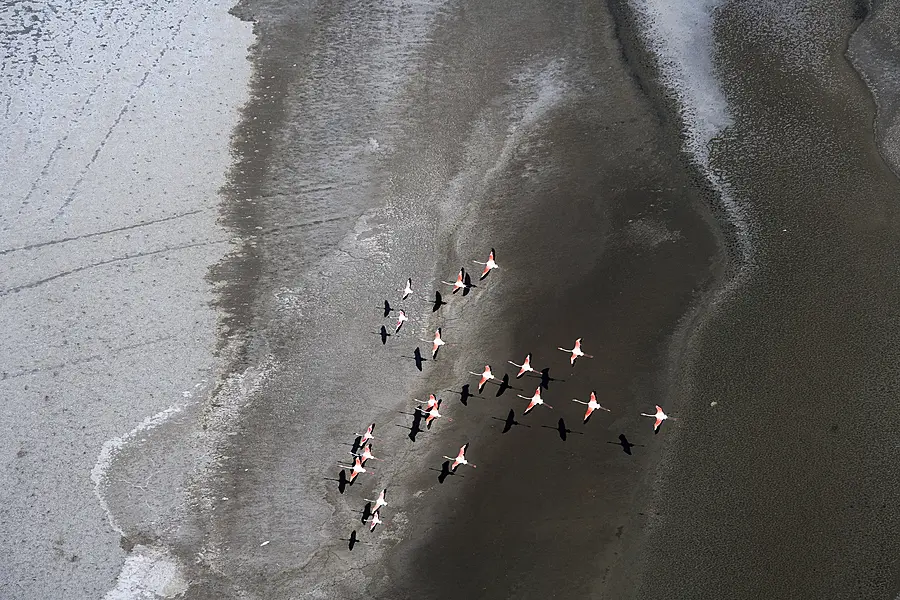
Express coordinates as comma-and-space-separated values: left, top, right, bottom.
382, 300, 393, 318
462, 273, 477, 296
541, 417, 582, 441
450, 383, 479, 406
608, 434, 643, 455
377, 325, 390, 345
495, 373, 519, 397
435, 460, 453, 484
342, 530, 361, 551
491, 409, 530, 433
401, 347, 426, 371
361, 501, 373, 525
324, 470, 349, 494
537, 368, 563, 390
430, 291, 447, 312
397, 409, 424, 442
350, 435, 363, 454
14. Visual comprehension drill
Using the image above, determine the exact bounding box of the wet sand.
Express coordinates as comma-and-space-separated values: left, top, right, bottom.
163, 0, 723, 598
633, 1, 900, 598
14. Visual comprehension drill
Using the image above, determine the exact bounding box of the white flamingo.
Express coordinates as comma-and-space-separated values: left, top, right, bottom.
557, 338, 593, 365
443, 443, 476, 471
368, 510, 383, 532
473, 248, 499, 279
640, 405, 675, 432
572, 391, 610, 423
469, 364, 495, 392
517, 387, 552, 415
395, 310, 408, 333
356, 423, 376, 443
420, 328, 446, 358
508, 353, 537, 378
364, 488, 388, 512
337, 457, 371, 483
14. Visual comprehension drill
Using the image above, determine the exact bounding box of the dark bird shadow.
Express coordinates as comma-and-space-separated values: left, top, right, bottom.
542, 418, 582, 441
401, 347, 426, 371
450, 383, 479, 406
325, 470, 348, 494
350, 435, 363, 454
608, 434, 643, 455
437, 460, 453, 484
405, 410, 424, 442
491, 409, 530, 433
382, 300, 393, 318
430, 291, 447, 312
342, 530, 361, 551
378, 325, 390, 345
462, 273, 477, 296
535, 368, 563, 390
495, 373, 515, 397
361, 502, 373, 525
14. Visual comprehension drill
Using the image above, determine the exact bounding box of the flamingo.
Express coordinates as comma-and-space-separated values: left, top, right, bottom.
423, 405, 443, 428
443, 443, 476, 471
572, 391, 611, 423
640, 405, 675, 432
354, 444, 380, 464
508, 353, 537, 378
469, 364, 495, 392
441, 268, 470, 294
337, 457, 371, 483
414, 393, 439, 411
557, 338, 593, 365
364, 488, 388, 512
401, 278, 413, 300
395, 310, 408, 333
368, 510, 383, 532
420, 328, 446, 358
473, 248, 499, 279
356, 423, 376, 443
517, 387, 552, 415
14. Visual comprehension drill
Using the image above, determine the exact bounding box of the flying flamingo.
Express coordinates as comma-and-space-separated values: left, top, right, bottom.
401, 278, 413, 300
443, 443, 476, 472
473, 248, 499, 279
414, 394, 439, 411
364, 488, 388, 512
557, 338, 593, 365
395, 310, 408, 333
640, 405, 675, 432
469, 364, 495, 392
368, 510, 383, 532
337, 457, 371, 484
517, 387, 552, 414
420, 328, 446, 358
572, 391, 611, 423
356, 423, 376, 443
354, 444, 380, 464
441, 268, 471, 294
508, 353, 537, 378
423, 404, 444, 428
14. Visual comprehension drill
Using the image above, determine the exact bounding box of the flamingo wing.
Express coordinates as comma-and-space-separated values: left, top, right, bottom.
654, 417, 663, 431
584, 406, 594, 422
524, 399, 537, 414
